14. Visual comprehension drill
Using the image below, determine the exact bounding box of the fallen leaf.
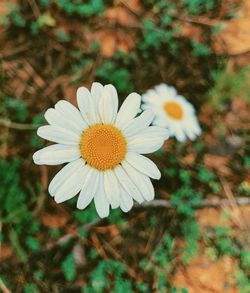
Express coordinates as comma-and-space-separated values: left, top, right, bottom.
41, 210, 70, 228
214, 0, 250, 55
95, 29, 135, 57
105, 7, 139, 27
173, 253, 239, 293
204, 154, 231, 176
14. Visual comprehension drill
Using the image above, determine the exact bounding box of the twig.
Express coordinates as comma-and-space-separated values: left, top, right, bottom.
0, 279, 12, 293
35, 166, 48, 213
140, 197, 250, 208
0, 118, 38, 130
45, 196, 250, 250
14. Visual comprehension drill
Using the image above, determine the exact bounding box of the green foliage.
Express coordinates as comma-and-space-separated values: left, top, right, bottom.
85, 260, 127, 292
209, 66, 250, 110
235, 269, 250, 293
57, 0, 104, 17
74, 202, 98, 223
0, 97, 28, 122
140, 18, 178, 55
214, 226, 238, 256
25, 236, 41, 252
0, 159, 27, 219
2, 5, 26, 28
171, 187, 202, 216
191, 40, 211, 57
96, 60, 134, 93
181, 0, 215, 14
61, 253, 76, 281
0, 159, 40, 261
55, 28, 71, 42
181, 219, 200, 263
30, 13, 56, 35
24, 283, 39, 293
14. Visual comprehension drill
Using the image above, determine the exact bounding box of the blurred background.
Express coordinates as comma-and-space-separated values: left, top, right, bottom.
0, 0, 250, 292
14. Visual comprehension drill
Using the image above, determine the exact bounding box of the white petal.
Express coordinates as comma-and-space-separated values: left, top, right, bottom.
122, 110, 154, 137
48, 159, 84, 197
103, 170, 120, 209
122, 161, 155, 201
132, 126, 169, 140
37, 125, 80, 145
127, 126, 168, 154
115, 93, 141, 129
44, 108, 82, 134
33, 144, 80, 165
77, 87, 97, 124
125, 152, 161, 179
120, 188, 134, 213
94, 172, 110, 218
99, 84, 118, 123
77, 167, 99, 210
174, 124, 186, 142
55, 100, 87, 131
44, 108, 64, 128
91, 82, 104, 104
54, 162, 87, 203
114, 165, 144, 204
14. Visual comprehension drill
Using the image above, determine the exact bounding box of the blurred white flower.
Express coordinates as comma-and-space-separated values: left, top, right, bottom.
142, 83, 201, 142
33, 83, 169, 218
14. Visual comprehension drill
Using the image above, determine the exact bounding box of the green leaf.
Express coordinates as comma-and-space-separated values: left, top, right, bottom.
61, 253, 76, 281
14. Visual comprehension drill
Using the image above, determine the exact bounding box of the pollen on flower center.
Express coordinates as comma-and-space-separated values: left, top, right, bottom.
164, 101, 183, 120
80, 123, 127, 171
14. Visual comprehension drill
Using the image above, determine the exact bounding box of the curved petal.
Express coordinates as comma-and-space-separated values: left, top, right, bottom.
77, 167, 99, 210
44, 108, 82, 134
103, 170, 120, 209
119, 188, 134, 213
114, 165, 144, 204
91, 82, 104, 104
55, 100, 87, 131
33, 144, 80, 165
127, 126, 168, 154
122, 109, 154, 137
174, 124, 186, 142
48, 159, 85, 197
54, 161, 87, 203
128, 137, 164, 154
94, 172, 110, 218
122, 161, 155, 201
77, 86, 98, 125
115, 92, 141, 129
99, 84, 118, 123
125, 152, 161, 179
37, 125, 80, 145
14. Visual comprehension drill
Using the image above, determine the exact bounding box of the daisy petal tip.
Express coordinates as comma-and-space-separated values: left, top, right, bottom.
97, 210, 110, 219
155, 170, 161, 180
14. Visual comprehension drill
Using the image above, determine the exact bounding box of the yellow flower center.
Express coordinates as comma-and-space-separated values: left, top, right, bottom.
80, 123, 127, 171
164, 101, 183, 120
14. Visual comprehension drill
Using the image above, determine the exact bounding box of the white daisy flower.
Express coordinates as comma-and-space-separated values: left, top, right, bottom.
33, 83, 169, 218
142, 84, 201, 142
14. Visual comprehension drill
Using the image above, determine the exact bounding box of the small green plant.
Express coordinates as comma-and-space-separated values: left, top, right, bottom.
61, 253, 77, 281
57, 0, 104, 17
209, 66, 250, 110
181, 0, 216, 14
96, 60, 134, 93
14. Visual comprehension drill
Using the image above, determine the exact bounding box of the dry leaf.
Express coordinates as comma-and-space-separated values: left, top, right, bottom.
214, 0, 250, 55
204, 154, 231, 176
173, 254, 239, 293
105, 7, 139, 27
96, 29, 135, 57
41, 210, 70, 228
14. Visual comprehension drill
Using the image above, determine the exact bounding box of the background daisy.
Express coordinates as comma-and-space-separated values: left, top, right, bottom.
33, 83, 169, 218
142, 84, 201, 142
